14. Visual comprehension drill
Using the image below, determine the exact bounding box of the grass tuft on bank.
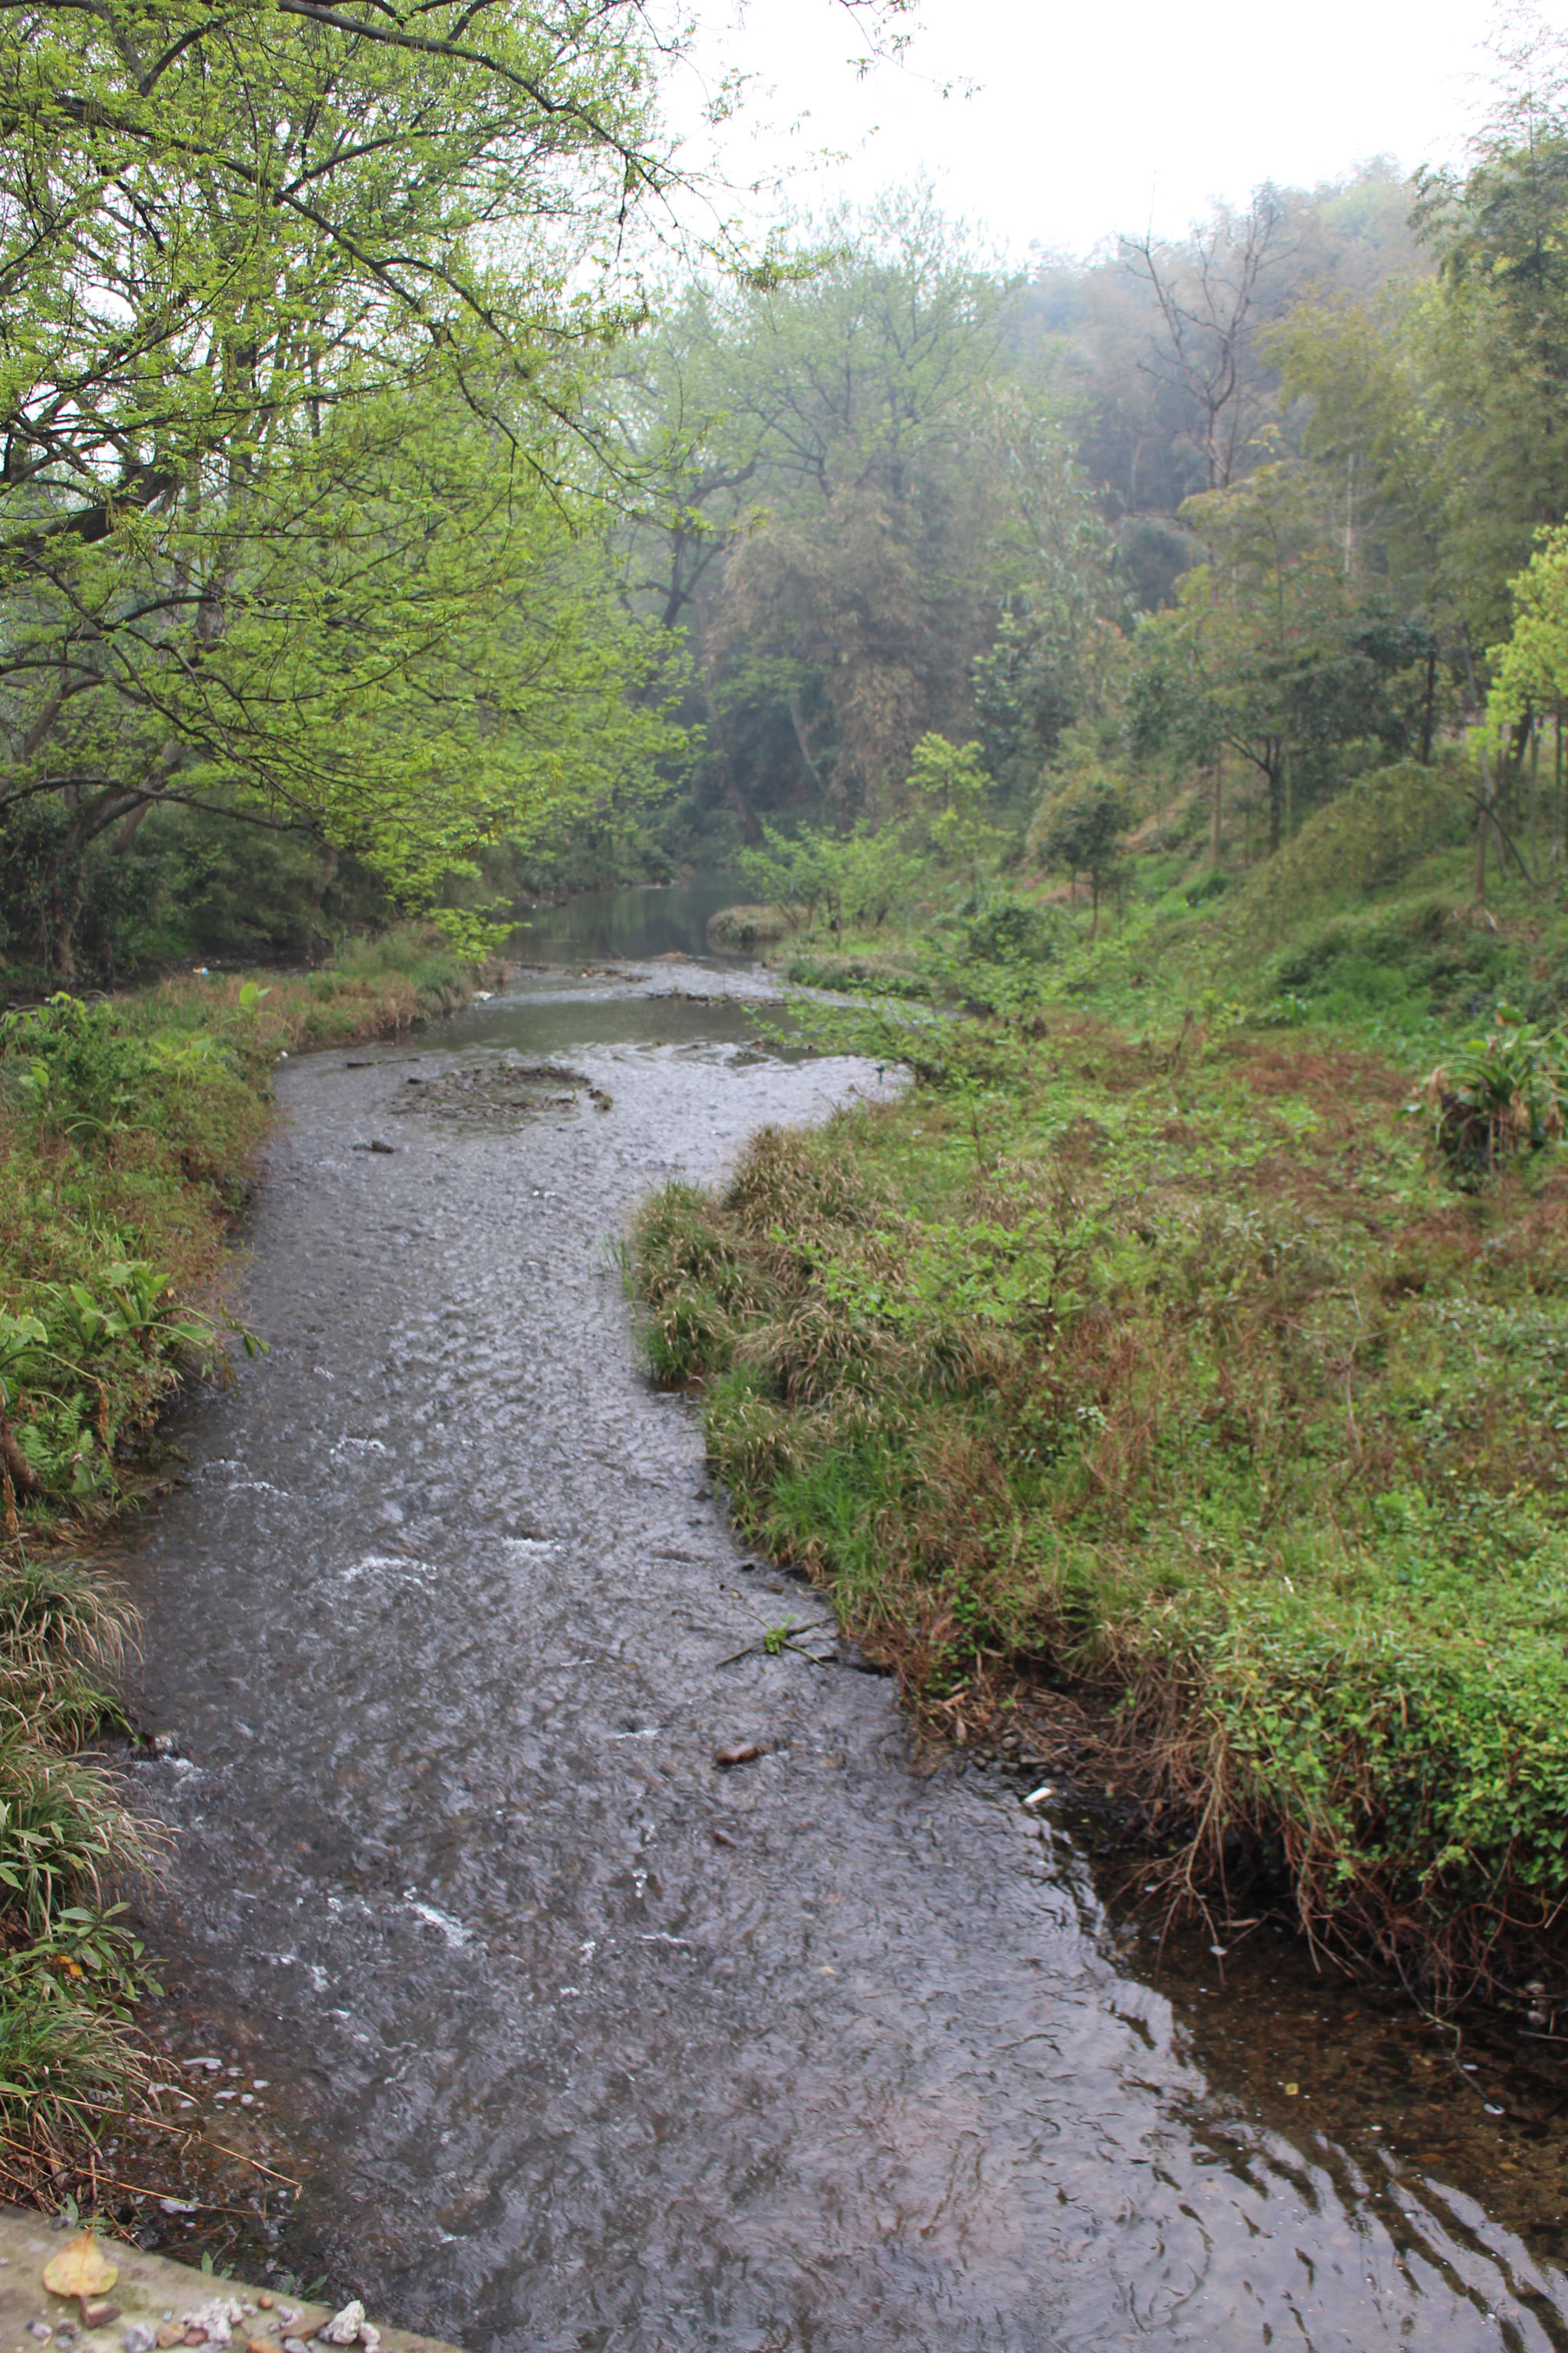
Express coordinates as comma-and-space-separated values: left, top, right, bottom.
634, 984, 1568, 1997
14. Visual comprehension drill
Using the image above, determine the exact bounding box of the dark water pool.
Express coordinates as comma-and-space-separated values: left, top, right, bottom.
512, 882, 749, 966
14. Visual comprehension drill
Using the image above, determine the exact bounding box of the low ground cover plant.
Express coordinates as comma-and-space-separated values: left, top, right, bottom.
1416, 1008, 1568, 1179
634, 1014, 1568, 1995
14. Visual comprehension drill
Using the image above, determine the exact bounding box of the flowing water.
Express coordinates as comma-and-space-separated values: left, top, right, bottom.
117, 922, 1568, 2352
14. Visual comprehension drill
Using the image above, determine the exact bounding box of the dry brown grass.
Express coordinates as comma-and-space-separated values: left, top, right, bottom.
1230, 1037, 1409, 1112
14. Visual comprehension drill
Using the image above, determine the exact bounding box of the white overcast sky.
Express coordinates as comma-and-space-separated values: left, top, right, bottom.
663, 0, 1552, 258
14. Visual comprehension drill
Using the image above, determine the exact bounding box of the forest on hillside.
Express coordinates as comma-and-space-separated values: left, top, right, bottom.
6, 2, 1568, 985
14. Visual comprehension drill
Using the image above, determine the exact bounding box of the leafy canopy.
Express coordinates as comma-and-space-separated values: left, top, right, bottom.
0, 1, 685, 962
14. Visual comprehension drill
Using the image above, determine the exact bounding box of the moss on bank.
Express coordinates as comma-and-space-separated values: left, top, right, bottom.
632, 1008, 1568, 1998
0, 928, 481, 2160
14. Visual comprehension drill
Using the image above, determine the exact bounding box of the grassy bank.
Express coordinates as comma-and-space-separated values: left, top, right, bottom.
0, 930, 481, 2167
766, 758, 1568, 1054
635, 788, 1568, 1997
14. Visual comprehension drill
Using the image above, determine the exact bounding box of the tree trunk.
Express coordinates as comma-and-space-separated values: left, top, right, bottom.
788, 691, 823, 791
40, 865, 83, 980
1475, 749, 1492, 901
1420, 648, 1436, 765
1209, 746, 1223, 869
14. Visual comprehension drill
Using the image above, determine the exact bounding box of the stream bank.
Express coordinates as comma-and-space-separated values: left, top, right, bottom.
0, 930, 497, 2169
105, 940, 1568, 2352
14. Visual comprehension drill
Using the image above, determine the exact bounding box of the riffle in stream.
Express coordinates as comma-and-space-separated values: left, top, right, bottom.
118, 916, 1568, 2352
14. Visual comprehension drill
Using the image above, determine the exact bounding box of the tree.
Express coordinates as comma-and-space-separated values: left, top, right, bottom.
1264, 285, 1458, 713
1127, 463, 1433, 858
713, 192, 1021, 817
0, 0, 682, 969
1480, 523, 1568, 888
611, 193, 1114, 838
1029, 771, 1128, 936
1266, 26, 1568, 682
1407, 20, 1568, 649
1121, 190, 1287, 494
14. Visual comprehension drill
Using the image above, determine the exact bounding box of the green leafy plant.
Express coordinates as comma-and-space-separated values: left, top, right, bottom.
52, 1263, 214, 1363
0, 996, 152, 1139
1414, 1005, 1568, 1177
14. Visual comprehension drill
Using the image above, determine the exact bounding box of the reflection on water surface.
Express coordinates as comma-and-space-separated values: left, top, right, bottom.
515, 880, 749, 966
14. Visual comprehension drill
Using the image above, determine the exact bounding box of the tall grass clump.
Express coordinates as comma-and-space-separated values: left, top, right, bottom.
0, 1552, 158, 2139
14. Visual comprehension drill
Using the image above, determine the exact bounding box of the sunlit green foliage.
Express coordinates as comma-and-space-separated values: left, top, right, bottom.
0, 0, 687, 973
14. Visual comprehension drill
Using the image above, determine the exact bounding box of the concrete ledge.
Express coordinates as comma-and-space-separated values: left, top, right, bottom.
0, 2211, 463, 2353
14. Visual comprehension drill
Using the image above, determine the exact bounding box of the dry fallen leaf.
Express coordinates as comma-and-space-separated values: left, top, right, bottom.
42, 2237, 118, 2305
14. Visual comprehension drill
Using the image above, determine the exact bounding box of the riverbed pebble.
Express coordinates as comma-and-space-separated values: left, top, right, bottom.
316, 2304, 365, 2348
713, 1742, 762, 1767
123, 2326, 156, 2353
185, 2300, 244, 2349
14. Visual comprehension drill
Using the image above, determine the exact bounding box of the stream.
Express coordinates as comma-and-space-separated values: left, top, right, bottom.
118, 888, 1568, 2351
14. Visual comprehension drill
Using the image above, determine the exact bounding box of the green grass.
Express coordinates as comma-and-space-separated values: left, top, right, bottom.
752, 755, 1568, 1066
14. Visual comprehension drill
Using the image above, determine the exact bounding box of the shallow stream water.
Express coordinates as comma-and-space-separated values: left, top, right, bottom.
118, 911, 1568, 2351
